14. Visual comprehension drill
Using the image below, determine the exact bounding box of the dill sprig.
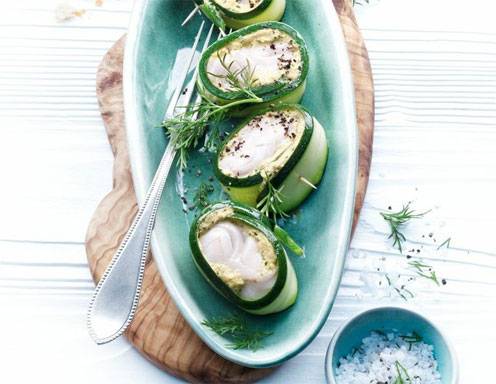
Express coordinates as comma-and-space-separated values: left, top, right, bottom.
193, 182, 214, 209
202, 314, 272, 351
163, 97, 258, 168
162, 56, 262, 168
408, 260, 440, 286
380, 203, 430, 253
393, 361, 411, 384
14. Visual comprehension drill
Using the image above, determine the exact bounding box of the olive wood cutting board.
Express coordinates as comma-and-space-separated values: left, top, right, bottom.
85, 0, 374, 382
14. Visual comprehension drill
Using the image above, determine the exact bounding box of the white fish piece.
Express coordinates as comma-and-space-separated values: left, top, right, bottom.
206, 28, 302, 91
214, 0, 263, 13
199, 220, 277, 299
218, 108, 304, 178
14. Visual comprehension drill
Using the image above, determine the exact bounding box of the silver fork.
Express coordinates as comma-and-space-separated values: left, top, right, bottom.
87, 21, 215, 345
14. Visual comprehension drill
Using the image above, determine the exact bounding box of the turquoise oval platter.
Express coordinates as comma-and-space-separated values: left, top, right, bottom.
123, 0, 358, 368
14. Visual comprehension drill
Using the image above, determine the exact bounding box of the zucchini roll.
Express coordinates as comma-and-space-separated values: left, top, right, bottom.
195, 0, 286, 30
189, 201, 297, 314
198, 22, 309, 115
214, 104, 328, 212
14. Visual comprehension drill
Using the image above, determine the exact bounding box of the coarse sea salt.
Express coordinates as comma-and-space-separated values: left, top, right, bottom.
335, 331, 442, 384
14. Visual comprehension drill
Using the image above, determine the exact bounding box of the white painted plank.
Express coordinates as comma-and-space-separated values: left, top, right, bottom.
0, 0, 494, 382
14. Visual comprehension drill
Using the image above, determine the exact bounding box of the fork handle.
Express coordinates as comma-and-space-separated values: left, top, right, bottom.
87, 144, 176, 344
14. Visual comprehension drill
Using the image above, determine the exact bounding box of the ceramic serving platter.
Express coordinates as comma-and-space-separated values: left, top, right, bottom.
124, 0, 358, 368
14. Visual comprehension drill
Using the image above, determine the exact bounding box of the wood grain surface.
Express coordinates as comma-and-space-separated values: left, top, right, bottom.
85, 1, 374, 382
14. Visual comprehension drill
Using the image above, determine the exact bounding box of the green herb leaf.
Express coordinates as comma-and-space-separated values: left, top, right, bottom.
437, 237, 451, 250
408, 260, 440, 286
393, 360, 411, 384
400, 331, 422, 350
273, 224, 304, 256
202, 314, 272, 351
353, 0, 370, 6
198, 1, 226, 32
256, 173, 288, 222
380, 203, 430, 253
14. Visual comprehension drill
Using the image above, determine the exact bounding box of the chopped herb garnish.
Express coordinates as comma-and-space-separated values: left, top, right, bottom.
352, 0, 370, 5
193, 182, 214, 209
394, 360, 412, 383
385, 273, 415, 300
385, 274, 392, 286
408, 260, 440, 286
202, 314, 272, 351
380, 203, 430, 253
400, 331, 422, 350
437, 237, 451, 250
394, 286, 415, 301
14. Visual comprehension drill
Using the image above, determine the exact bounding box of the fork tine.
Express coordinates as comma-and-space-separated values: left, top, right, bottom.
181, 4, 199, 27
177, 24, 215, 112
164, 20, 205, 120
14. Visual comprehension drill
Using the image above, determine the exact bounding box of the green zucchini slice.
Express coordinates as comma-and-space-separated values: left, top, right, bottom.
189, 201, 297, 314
197, 22, 309, 114
214, 104, 329, 212
195, 0, 286, 30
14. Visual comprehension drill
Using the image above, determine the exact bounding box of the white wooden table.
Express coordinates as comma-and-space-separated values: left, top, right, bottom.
1, 0, 495, 382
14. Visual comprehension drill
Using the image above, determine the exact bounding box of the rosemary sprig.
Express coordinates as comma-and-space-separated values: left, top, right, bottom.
408, 260, 440, 286
255, 174, 304, 255
163, 97, 259, 168
202, 314, 272, 351
393, 361, 411, 384
203, 123, 221, 153
256, 174, 288, 222
207, 52, 260, 99
193, 182, 214, 209
380, 203, 430, 253
162, 56, 262, 168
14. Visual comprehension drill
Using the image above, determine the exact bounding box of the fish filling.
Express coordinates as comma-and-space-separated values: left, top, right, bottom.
198, 215, 277, 300
218, 108, 305, 178
206, 28, 302, 92
214, 0, 263, 13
